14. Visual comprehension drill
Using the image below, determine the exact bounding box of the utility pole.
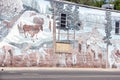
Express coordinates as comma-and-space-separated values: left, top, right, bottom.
49, 0, 56, 54
102, 0, 113, 68
104, 9, 112, 68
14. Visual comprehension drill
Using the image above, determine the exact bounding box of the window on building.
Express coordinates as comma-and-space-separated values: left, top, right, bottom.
61, 13, 67, 29
115, 21, 120, 34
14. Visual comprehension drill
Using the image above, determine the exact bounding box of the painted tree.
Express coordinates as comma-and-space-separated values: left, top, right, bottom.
55, 1, 65, 40
65, 4, 73, 40
54, 2, 81, 40
73, 5, 80, 30
65, 4, 73, 30
72, 5, 80, 40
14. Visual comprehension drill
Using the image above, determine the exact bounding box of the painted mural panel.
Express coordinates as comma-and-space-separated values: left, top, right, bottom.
0, 0, 120, 68
53, 1, 107, 68
0, 0, 53, 67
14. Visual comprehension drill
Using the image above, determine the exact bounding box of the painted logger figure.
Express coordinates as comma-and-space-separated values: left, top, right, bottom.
2, 45, 14, 66
47, 15, 52, 32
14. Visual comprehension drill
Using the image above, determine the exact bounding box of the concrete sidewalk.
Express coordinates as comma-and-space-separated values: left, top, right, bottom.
0, 67, 120, 72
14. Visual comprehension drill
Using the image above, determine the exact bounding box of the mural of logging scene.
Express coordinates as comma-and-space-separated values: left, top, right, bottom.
0, 0, 120, 68
0, 11, 54, 67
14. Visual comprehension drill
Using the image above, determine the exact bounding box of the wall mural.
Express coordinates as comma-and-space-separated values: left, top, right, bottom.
0, 0, 120, 68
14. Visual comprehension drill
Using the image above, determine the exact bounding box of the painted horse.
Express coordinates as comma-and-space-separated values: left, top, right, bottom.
18, 17, 44, 42
23, 24, 43, 39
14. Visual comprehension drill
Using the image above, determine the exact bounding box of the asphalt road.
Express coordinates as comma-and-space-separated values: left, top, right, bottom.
0, 68, 120, 80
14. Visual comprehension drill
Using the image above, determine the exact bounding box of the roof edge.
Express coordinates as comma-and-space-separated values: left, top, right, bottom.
54, 0, 120, 13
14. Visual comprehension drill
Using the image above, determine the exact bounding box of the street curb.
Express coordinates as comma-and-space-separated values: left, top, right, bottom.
0, 67, 120, 72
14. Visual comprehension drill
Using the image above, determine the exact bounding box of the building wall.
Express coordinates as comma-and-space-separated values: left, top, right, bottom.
0, 0, 120, 68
